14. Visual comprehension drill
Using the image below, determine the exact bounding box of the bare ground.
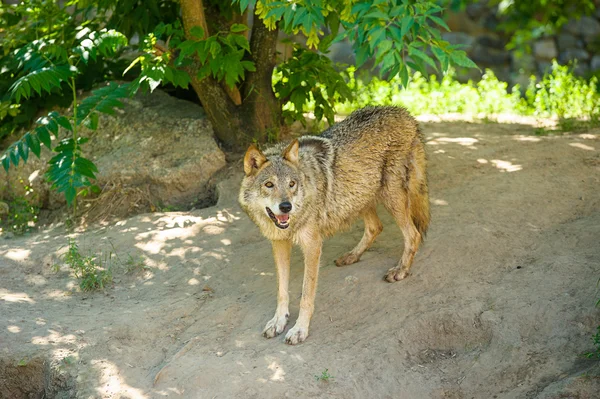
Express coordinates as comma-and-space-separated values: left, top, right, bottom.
1, 120, 599, 398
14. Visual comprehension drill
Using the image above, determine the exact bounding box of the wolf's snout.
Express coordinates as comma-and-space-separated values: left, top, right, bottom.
279, 202, 292, 213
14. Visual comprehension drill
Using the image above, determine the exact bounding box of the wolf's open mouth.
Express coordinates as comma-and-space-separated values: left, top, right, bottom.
266, 207, 290, 229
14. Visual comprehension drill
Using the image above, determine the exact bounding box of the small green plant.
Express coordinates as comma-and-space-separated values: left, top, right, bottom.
315, 368, 334, 382
124, 254, 148, 275
0, 196, 38, 235
64, 238, 112, 291
584, 326, 600, 360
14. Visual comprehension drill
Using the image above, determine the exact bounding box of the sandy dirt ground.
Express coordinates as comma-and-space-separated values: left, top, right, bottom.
1, 120, 599, 398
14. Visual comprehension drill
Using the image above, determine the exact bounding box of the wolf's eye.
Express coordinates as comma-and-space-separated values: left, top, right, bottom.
265, 182, 274, 188
289, 181, 296, 188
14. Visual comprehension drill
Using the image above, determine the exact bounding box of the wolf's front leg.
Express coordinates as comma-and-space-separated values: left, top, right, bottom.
285, 231, 322, 345
263, 240, 292, 338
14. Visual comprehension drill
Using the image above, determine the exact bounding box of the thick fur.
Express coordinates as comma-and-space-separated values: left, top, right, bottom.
239, 106, 430, 344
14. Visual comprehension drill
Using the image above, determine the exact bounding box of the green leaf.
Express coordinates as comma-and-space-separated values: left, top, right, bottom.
2, 156, 9, 173
230, 24, 248, 33
399, 64, 409, 87
233, 35, 251, 52
25, 133, 41, 158
10, 147, 19, 167
408, 46, 437, 70
86, 113, 99, 130
400, 16, 414, 38
190, 26, 205, 39
18, 141, 28, 163
429, 15, 450, 31
9, 65, 73, 102
36, 127, 52, 149
450, 51, 479, 69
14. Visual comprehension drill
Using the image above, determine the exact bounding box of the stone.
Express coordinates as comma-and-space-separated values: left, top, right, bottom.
557, 33, 583, 50
537, 61, 553, 75
573, 62, 590, 77
591, 55, 600, 71
470, 43, 510, 66
533, 39, 558, 60
559, 48, 591, 64
563, 17, 600, 39
86, 90, 226, 209
446, 11, 487, 36
0, 90, 226, 216
512, 52, 536, 73
476, 35, 505, 50
466, 3, 487, 20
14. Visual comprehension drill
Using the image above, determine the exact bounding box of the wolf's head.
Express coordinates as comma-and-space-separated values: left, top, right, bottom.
239, 140, 305, 233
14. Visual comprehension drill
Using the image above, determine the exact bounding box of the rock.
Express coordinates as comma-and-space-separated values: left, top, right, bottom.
563, 17, 600, 39
85, 90, 226, 210
466, 3, 487, 20
533, 39, 558, 60
476, 35, 505, 50
537, 61, 553, 75
557, 33, 583, 50
559, 48, 591, 64
591, 55, 600, 71
573, 62, 590, 77
0, 90, 226, 217
446, 11, 487, 36
483, 13, 500, 31
512, 52, 536, 73
470, 43, 510, 66
442, 32, 476, 52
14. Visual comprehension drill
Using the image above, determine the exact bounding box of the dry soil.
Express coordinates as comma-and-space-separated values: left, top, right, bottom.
1, 120, 599, 398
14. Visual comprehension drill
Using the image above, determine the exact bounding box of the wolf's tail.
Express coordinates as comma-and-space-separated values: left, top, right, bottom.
408, 140, 430, 242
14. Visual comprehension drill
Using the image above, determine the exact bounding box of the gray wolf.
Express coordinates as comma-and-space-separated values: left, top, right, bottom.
238, 106, 430, 344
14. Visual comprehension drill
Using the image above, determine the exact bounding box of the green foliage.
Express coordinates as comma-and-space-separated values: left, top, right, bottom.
335, 61, 600, 127
0, 196, 38, 236
523, 61, 600, 120
239, 0, 475, 80
0, 1, 131, 137
314, 368, 334, 382
492, 0, 595, 55
273, 46, 353, 125
63, 238, 112, 292
130, 21, 256, 93
0, 3, 131, 207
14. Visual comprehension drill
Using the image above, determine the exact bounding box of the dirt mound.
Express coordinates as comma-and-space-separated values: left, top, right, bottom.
0, 120, 599, 398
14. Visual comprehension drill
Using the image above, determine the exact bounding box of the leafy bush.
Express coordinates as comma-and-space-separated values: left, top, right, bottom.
63, 238, 112, 291
0, 0, 132, 138
0, 1, 131, 208
334, 61, 600, 126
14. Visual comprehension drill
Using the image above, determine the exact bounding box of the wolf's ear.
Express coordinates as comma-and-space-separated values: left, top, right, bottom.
243, 145, 267, 176
283, 139, 299, 165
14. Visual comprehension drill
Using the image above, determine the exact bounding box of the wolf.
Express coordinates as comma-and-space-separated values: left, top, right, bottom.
238, 106, 430, 344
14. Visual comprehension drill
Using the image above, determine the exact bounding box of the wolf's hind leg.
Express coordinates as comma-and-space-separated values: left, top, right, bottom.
335, 206, 383, 267
383, 192, 422, 282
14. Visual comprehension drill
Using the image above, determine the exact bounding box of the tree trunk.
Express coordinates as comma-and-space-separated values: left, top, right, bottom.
180, 0, 282, 150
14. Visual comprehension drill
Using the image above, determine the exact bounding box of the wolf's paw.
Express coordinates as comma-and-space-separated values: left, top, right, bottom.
385, 267, 410, 282
335, 252, 359, 267
263, 313, 289, 338
285, 324, 308, 345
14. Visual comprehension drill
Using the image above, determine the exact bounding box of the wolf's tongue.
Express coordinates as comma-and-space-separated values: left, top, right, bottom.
276, 214, 289, 223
